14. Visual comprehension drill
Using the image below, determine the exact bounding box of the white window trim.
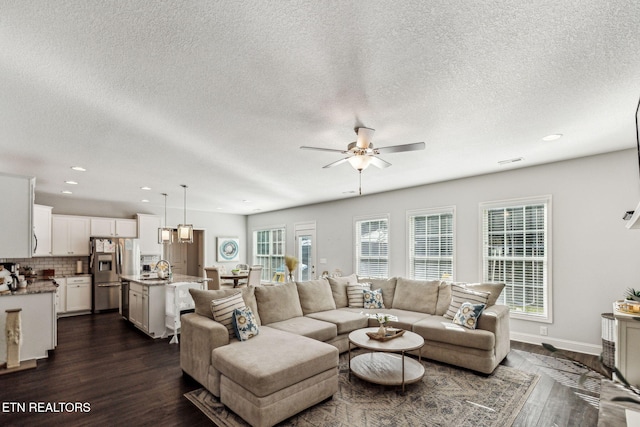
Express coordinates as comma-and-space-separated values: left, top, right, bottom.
353, 213, 390, 278
479, 195, 553, 323
406, 206, 456, 281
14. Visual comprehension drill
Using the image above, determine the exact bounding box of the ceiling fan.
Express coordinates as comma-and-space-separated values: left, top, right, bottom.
300, 127, 425, 194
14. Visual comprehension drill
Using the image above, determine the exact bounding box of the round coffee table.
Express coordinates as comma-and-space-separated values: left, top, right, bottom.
348, 327, 425, 392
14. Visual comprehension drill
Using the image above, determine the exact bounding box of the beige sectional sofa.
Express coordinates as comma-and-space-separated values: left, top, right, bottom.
180, 275, 510, 427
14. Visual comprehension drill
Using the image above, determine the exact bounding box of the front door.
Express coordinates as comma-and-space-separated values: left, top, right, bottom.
294, 222, 316, 281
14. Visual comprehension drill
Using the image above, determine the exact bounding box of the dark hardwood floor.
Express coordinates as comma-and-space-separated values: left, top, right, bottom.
0, 312, 605, 426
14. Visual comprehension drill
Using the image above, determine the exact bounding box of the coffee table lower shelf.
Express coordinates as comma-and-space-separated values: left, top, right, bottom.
350, 352, 425, 388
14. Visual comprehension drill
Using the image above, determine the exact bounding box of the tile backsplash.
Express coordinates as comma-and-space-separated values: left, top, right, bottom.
0, 256, 90, 277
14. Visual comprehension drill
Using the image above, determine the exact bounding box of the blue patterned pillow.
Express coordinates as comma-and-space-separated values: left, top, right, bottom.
232, 306, 259, 341
452, 302, 486, 329
363, 288, 385, 309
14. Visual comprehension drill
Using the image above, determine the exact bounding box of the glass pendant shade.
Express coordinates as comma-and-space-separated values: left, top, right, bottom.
158, 193, 173, 244
178, 184, 193, 243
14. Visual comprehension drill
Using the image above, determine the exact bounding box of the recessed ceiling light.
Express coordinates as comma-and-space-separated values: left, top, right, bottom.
242, 200, 251, 203
141, 199, 149, 203
71, 166, 86, 172
65, 180, 78, 185
253, 209, 262, 212
61, 190, 73, 194
342, 190, 357, 194
498, 157, 524, 166
140, 186, 151, 190
542, 134, 563, 141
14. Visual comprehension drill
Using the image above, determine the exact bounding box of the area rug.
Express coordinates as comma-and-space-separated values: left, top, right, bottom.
185, 351, 539, 427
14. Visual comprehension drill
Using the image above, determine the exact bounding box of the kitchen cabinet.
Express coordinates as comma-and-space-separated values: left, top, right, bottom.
90, 217, 137, 238
129, 281, 165, 337
33, 204, 53, 256
52, 215, 90, 256
65, 276, 92, 312
137, 214, 163, 255
0, 173, 35, 258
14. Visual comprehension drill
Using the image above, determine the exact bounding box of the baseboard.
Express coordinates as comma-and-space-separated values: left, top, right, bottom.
511, 331, 602, 356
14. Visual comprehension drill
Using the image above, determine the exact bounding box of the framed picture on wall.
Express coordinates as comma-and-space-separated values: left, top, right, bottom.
217, 237, 240, 262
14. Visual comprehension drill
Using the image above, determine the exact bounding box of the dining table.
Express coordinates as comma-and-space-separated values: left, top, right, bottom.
220, 273, 249, 287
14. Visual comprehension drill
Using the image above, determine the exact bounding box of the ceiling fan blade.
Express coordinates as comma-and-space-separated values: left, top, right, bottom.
300, 146, 348, 153
369, 156, 392, 169
375, 141, 426, 154
356, 127, 375, 149
322, 157, 350, 169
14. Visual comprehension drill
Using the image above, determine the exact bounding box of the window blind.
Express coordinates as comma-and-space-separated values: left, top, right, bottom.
409, 209, 454, 280
482, 198, 550, 320
355, 217, 388, 278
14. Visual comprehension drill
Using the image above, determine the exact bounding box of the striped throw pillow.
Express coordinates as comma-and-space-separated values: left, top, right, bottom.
347, 283, 371, 308
211, 292, 246, 338
444, 284, 490, 320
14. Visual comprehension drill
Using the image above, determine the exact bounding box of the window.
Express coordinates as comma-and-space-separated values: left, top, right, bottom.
408, 207, 454, 280
481, 196, 551, 321
355, 215, 389, 278
253, 227, 285, 282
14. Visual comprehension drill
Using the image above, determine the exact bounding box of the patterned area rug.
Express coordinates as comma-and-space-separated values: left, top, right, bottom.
185, 351, 539, 427
513, 349, 605, 409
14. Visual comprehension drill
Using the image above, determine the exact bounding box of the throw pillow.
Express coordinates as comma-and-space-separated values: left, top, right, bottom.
232, 307, 259, 341
464, 283, 506, 307
363, 288, 385, 309
211, 292, 246, 338
444, 284, 490, 320
347, 283, 371, 308
328, 273, 359, 308
452, 302, 486, 329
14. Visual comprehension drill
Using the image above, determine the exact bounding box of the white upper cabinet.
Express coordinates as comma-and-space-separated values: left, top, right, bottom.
0, 173, 35, 258
52, 215, 90, 256
137, 214, 163, 255
33, 204, 53, 256
90, 218, 137, 238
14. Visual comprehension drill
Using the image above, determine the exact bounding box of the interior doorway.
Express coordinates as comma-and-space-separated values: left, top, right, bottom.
164, 229, 206, 277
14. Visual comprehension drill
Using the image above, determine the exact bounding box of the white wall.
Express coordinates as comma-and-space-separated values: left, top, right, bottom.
247, 149, 640, 353
34, 194, 248, 270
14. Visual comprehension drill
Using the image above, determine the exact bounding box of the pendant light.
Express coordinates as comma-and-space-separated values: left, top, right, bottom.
177, 184, 193, 243
157, 193, 173, 244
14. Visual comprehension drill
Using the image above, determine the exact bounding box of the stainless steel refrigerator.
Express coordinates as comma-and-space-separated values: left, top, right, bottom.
90, 238, 140, 313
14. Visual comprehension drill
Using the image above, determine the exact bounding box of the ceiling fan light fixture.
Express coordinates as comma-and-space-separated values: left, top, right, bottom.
348, 155, 372, 171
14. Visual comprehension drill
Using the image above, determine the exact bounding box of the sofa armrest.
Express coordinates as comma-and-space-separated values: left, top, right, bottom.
180, 312, 229, 388
477, 304, 510, 361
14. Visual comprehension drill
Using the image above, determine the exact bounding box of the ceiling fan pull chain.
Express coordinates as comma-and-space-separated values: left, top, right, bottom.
359, 170, 362, 195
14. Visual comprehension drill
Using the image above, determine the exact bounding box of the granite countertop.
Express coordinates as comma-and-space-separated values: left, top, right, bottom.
0, 278, 57, 297
120, 273, 211, 286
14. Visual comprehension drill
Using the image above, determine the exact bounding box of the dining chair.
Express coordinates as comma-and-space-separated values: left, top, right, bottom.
204, 266, 227, 290
246, 265, 263, 287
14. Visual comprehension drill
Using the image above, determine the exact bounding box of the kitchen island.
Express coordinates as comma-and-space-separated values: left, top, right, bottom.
0, 280, 57, 369
120, 274, 210, 339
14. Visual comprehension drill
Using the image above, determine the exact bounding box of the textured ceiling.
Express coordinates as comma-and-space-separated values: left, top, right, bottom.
1, 1, 639, 214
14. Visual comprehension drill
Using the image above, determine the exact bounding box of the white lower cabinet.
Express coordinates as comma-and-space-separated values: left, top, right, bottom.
55, 277, 66, 314
66, 276, 92, 312
129, 282, 165, 338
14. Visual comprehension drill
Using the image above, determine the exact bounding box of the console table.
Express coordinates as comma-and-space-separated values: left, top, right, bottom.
612, 305, 640, 387
165, 282, 205, 344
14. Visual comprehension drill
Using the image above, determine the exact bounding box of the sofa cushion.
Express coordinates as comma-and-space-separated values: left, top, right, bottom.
452, 302, 486, 330
464, 283, 505, 307
359, 277, 397, 309
306, 309, 369, 334
412, 315, 495, 351
391, 278, 440, 314
190, 286, 261, 326
363, 288, 385, 309
353, 308, 431, 331
328, 274, 359, 308
444, 284, 490, 320
296, 278, 337, 315
255, 282, 303, 324
435, 281, 453, 316
211, 292, 246, 338
232, 307, 259, 341
347, 283, 371, 308
267, 316, 337, 342
211, 326, 338, 397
